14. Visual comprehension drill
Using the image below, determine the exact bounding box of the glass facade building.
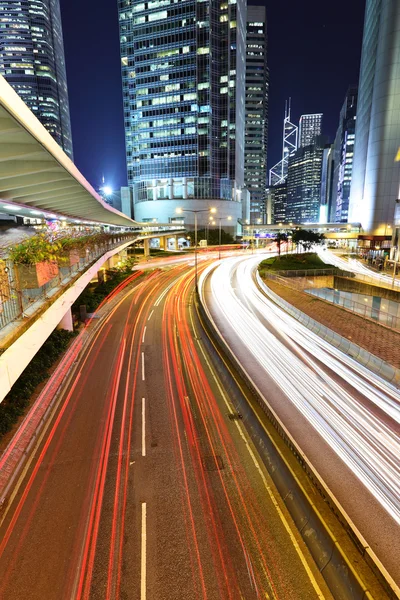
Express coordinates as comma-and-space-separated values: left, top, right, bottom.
349, 0, 400, 239
118, 0, 246, 226
330, 86, 357, 223
245, 5, 268, 224
0, 0, 73, 158
286, 139, 323, 224
298, 113, 322, 148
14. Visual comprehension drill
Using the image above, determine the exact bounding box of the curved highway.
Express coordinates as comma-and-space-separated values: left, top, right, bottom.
0, 259, 332, 599
199, 254, 400, 586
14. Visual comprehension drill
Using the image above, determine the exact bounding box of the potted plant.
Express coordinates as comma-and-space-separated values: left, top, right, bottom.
0, 259, 10, 308
9, 235, 61, 289
58, 237, 81, 266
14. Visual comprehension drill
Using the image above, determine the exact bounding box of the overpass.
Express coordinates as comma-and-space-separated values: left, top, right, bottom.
0, 75, 188, 402
240, 222, 362, 243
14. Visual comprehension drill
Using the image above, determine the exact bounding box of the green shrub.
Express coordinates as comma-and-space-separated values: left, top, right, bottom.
0, 329, 76, 441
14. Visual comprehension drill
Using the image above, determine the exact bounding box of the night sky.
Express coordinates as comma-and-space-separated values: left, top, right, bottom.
60, 0, 366, 190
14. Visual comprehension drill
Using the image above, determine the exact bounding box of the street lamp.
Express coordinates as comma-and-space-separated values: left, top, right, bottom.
176, 207, 216, 288
216, 215, 232, 259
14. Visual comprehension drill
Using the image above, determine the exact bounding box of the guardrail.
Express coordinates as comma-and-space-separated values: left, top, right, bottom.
264, 267, 355, 278
306, 287, 400, 332
0, 235, 137, 333
256, 272, 400, 387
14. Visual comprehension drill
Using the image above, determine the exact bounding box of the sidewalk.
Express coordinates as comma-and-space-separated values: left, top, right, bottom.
266, 279, 400, 370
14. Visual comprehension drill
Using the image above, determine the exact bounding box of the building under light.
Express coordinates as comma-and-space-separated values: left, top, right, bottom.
331, 86, 358, 223
118, 0, 248, 231
269, 99, 298, 186
0, 0, 73, 158
245, 6, 268, 224
298, 113, 323, 148
349, 0, 400, 253
286, 138, 324, 224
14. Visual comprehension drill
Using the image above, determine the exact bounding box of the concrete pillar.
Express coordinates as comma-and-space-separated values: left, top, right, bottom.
144, 238, 150, 258
159, 236, 165, 250
174, 235, 179, 251
57, 307, 74, 332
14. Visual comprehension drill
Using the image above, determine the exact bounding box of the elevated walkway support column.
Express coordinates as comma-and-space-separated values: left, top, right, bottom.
159, 236, 166, 250
174, 235, 179, 251
57, 307, 73, 332
144, 238, 150, 258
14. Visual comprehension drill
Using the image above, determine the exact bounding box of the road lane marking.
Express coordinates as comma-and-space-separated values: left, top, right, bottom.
147, 310, 154, 321
142, 326, 147, 344
142, 398, 146, 457
154, 279, 176, 306
141, 502, 147, 600
191, 308, 326, 599
141, 352, 145, 381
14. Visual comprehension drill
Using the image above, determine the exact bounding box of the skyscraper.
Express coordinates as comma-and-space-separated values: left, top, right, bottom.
298, 114, 323, 148
118, 0, 247, 229
286, 138, 324, 224
331, 86, 358, 223
320, 144, 334, 223
349, 0, 400, 244
0, 0, 73, 158
245, 6, 268, 223
269, 100, 298, 186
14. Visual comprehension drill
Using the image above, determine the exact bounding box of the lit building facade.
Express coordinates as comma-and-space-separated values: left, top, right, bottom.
320, 144, 334, 223
118, 0, 247, 229
331, 86, 357, 223
245, 6, 268, 223
286, 138, 323, 224
298, 113, 322, 148
0, 0, 73, 158
349, 0, 400, 243
269, 99, 298, 186
270, 183, 287, 224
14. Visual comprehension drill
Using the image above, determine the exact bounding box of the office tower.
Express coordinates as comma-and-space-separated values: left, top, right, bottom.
118, 0, 247, 229
330, 86, 358, 223
286, 138, 324, 223
245, 6, 268, 223
320, 144, 334, 223
349, 0, 400, 244
298, 114, 323, 148
270, 184, 287, 224
269, 99, 298, 186
0, 0, 73, 158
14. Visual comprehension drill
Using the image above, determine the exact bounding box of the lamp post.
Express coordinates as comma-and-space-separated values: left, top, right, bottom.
216, 216, 232, 259
176, 207, 216, 289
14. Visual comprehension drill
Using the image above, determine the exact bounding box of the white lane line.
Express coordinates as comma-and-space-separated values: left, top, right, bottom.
147, 310, 154, 322
141, 502, 147, 600
141, 352, 145, 381
154, 280, 176, 306
142, 397, 146, 457
142, 326, 147, 344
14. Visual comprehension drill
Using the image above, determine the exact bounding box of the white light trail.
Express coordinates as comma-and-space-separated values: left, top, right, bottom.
203, 255, 400, 524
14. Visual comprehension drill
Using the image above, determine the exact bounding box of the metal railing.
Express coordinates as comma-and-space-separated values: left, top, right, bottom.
256, 272, 400, 387
0, 235, 137, 333
263, 267, 354, 278
306, 287, 400, 331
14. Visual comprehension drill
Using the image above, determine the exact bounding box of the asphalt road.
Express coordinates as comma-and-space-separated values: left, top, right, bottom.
0, 261, 333, 599
200, 254, 400, 588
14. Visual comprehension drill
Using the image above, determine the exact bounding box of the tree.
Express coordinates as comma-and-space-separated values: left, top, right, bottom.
291, 229, 325, 252
274, 232, 288, 258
